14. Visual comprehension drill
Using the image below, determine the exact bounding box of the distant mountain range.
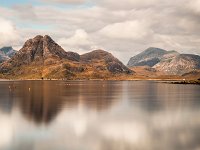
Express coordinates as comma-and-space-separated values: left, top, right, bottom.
128, 47, 200, 75
0, 47, 17, 63
0, 35, 132, 79
0, 37, 199, 80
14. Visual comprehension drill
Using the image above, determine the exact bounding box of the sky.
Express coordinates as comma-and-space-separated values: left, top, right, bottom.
0, 0, 200, 63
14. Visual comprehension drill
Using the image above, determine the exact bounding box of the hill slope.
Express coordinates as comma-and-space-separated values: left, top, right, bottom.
81, 50, 132, 74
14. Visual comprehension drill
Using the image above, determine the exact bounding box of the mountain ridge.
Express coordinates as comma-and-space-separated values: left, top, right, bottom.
0, 35, 132, 79
0, 36, 199, 79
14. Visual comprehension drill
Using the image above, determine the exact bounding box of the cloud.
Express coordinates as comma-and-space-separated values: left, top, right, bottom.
58, 29, 95, 51
96, 0, 161, 10
187, 0, 200, 13
41, 0, 89, 5
0, 18, 19, 47
98, 20, 153, 40
0, 0, 200, 63
12, 4, 37, 20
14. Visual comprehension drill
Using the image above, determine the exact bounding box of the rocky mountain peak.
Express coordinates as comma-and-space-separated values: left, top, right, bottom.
127, 47, 170, 67
19, 35, 80, 63
127, 47, 180, 67
144, 47, 167, 54
80, 49, 113, 62
0, 35, 81, 74
43, 35, 53, 41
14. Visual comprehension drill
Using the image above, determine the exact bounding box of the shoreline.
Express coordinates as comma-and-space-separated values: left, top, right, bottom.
169, 80, 200, 85
0, 78, 192, 82
0, 78, 199, 85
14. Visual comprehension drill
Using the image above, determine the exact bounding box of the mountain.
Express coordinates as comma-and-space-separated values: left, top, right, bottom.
128, 47, 200, 75
3, 35, 79, 66
127, 47, 179, 67
0, 35, 132, 79
0, 47, 17, 63
154, 54, 200, 75
80, 50, 132, 74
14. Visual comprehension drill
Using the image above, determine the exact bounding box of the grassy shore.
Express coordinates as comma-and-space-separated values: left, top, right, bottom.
0, 72, 199, 83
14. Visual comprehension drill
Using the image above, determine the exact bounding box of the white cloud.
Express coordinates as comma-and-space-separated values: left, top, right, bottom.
0, 18, 19, 47
12, 4, 37, 20
187, 0, 200, 13
97, 0, 161, 10
58, 29, 95, 51
0, 0, 200, 63
99, 20, 153, 40
41, 0, 88, 5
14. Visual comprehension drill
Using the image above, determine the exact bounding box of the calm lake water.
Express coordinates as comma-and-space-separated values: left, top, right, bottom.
0, 81, 200, 150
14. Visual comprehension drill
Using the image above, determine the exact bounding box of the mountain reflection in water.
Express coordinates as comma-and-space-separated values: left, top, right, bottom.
0, 81, 200, 150
0, 81, 121, 124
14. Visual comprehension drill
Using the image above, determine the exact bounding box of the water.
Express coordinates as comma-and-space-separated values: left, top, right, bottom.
0, 81, 200, 150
